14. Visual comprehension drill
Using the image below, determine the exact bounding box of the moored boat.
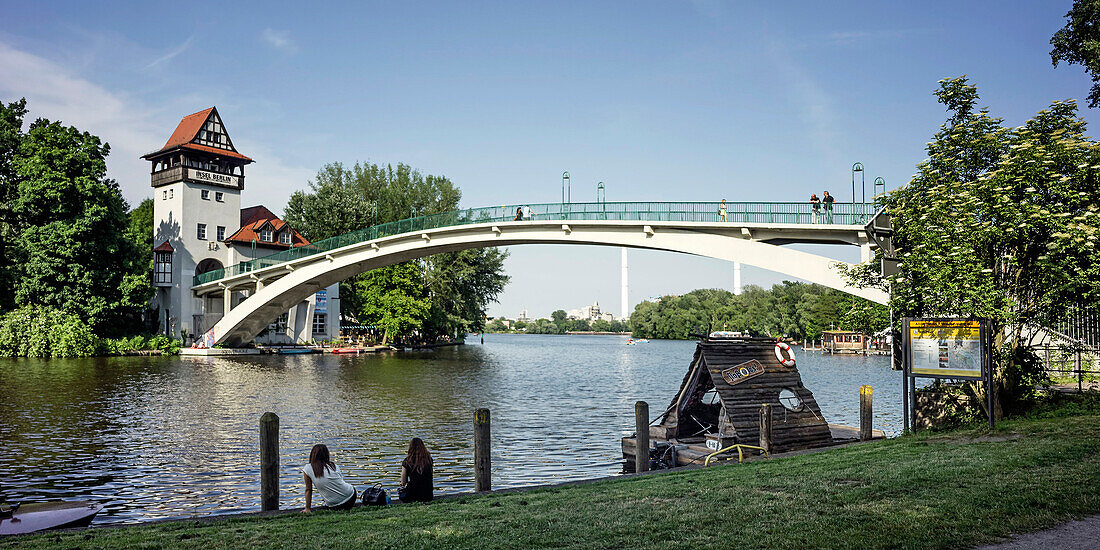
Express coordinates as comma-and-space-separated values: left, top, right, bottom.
331, 347, 364, 354
0, 501, 103, 535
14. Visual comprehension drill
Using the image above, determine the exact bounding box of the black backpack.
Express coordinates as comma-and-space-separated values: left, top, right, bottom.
361, 484, 389, 506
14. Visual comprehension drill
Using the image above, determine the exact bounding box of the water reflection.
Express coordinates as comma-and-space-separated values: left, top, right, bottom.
0, 335, 900, 524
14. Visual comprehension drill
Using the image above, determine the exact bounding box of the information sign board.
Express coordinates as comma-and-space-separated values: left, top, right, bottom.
901, 317, 994, 431
315, 290, 327, 314
907, 319, 984, 379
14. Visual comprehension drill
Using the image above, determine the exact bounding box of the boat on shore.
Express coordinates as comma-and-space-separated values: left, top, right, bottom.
0, 501, 103, 535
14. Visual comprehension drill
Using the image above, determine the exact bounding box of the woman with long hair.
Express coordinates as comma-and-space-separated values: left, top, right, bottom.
301, 444, 356, 513
400, 437, 433, 503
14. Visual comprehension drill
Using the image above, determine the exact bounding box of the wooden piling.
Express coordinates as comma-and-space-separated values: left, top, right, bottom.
635, 401, 650, 473
859, 385, 873, 441
759, 403, 773, 453
259, 412, 279, 511
474, 408, 491, 492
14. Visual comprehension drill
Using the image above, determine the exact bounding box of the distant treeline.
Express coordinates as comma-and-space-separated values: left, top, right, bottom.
486, 311, 629, 334
629, 283, 888, 340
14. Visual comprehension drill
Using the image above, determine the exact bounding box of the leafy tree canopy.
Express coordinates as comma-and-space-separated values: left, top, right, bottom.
847, 77, 1100, 414
284, 161, 509, 341
0, 101, 151, 335
1051, 0, 1100, 108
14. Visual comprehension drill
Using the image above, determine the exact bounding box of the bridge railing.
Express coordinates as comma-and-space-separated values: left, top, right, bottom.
194, 201, 875, 286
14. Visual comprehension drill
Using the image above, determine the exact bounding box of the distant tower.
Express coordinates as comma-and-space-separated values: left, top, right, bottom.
621, 248, 629, 320
734, 261, 743, 295
143, 107, 253, 337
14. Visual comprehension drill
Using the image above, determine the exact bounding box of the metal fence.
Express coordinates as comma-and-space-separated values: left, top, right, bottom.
194, 201, 877, 286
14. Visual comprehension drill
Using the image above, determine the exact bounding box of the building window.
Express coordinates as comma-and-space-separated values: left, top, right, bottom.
201, 189, 210, 200
280, 232, 291, 245
162, 190, 167, 200
197, 223, 207, 240
217, 226, 225, 241
169, 188, 174, 199
260, 229, 273, 242
215, 192, 224, 202
154, 252, 173, 284
312, 313, 327, 335
269, 312, 288, 332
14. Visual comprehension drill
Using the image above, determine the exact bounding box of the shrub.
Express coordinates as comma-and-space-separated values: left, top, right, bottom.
0, 306, 99, 358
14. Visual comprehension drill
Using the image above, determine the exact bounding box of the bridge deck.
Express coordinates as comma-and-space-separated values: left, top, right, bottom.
194, 201, 876, 290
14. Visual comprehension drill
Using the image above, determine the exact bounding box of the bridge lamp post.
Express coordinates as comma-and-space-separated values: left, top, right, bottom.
597, 182, 605, 204
562, 171, 570, 206
874, 177, 886, 200
851, 162, 864, 205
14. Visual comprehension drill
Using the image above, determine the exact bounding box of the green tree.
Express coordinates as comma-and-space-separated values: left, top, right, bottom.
851, 77, 1100, 415
1051, 0, 1100, 108
0, 98, 28, 311
284, 161, 509, 341
7, 116, 146, 335
350, 262, 430, 345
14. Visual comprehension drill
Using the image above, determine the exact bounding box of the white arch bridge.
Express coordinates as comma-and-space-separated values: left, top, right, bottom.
192, 201, 887, 347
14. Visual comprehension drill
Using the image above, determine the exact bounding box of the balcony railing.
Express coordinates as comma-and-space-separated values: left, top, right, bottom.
194, 201, 876, 286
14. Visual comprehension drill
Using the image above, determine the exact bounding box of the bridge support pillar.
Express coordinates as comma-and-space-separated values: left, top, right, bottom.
223, 288, 233, 314
734, 262, 743, 295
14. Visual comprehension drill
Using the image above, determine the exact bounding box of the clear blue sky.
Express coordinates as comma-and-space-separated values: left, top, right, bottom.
1, 1, 1094, 319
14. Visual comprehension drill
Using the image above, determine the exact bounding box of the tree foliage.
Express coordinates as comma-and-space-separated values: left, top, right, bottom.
0, 100, 151, 336
1051, 0, 1100, 108
627, 283, 884, 340
283, 161, 509, 341
350, 262, 430, 345
851, 77, 1100, 415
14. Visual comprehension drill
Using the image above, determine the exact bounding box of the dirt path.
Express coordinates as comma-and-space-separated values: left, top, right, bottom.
975, 515, 1100, 549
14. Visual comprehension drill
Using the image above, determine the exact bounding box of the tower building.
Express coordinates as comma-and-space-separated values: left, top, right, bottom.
144, 108, 338, 344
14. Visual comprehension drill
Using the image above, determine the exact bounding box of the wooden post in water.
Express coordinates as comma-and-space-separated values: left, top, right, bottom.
859, 385, 873, 441
759, 404, 773, 453
635, 401, 650, 473
474, 408, 491, 492
259, 412, 279, 511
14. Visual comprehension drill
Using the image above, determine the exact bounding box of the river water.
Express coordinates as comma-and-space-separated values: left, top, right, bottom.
0, 334, 901, 525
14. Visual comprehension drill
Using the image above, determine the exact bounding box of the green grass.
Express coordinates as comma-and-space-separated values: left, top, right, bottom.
5, 414, 1100, 549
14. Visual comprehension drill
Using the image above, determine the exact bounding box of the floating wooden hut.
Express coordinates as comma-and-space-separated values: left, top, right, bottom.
623, 335, 878, 470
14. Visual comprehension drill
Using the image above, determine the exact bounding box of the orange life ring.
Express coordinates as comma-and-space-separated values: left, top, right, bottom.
774, 341, 796, 367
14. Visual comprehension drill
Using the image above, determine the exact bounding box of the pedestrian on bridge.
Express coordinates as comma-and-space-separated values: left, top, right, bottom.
524, 205, 533, 220
822, 191, 834, 223
719, 199, 728, 222
514, 207, 524, 221
810, 194, 821, 223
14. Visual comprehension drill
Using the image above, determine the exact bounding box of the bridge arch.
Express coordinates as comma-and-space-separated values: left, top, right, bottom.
199, 219, 886, 346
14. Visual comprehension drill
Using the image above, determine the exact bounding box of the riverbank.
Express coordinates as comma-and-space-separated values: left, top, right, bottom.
5, 407, 1098, 549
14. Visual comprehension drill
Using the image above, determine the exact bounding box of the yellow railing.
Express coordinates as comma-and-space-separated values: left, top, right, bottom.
703, 443, 770, 466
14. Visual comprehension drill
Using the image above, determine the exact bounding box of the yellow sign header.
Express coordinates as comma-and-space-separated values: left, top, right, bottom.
909, 320, 981, 328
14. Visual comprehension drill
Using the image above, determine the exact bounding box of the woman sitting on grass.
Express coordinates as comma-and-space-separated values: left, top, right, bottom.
301, 444, 356, 513
400, 438, 434, 503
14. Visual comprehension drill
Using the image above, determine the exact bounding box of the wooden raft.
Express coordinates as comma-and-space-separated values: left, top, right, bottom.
653, 337, 833, 454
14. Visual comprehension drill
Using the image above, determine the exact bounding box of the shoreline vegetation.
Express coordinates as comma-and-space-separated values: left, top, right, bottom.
3, 395, 1097, 549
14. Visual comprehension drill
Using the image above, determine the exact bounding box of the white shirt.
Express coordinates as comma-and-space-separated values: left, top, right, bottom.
302, 463, 355, 506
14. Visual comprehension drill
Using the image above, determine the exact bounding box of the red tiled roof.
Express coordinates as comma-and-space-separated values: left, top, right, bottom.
141, 107, 253, 162
224, 205, 310, 249
163, 108, 213, 150
153, 240, 174, 252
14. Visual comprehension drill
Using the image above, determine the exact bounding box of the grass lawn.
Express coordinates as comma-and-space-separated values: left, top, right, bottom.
3, 412, 1099, 549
